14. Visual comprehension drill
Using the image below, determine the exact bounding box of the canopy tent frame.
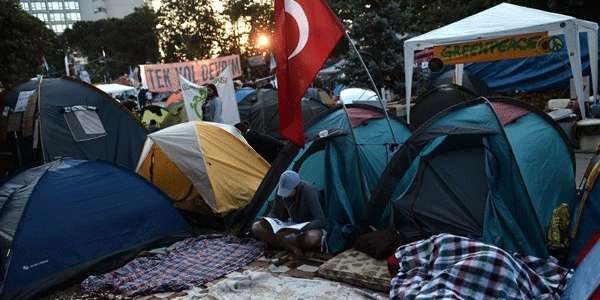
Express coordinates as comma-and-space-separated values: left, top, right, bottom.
403, 3, 599, 123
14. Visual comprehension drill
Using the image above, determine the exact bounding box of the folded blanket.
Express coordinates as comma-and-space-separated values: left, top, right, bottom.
318, 249, 391, 292
390, 234, 572, 300
81, 235, 263, 297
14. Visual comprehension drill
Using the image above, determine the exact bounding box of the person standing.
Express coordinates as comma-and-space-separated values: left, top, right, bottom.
202, 84, 223, 123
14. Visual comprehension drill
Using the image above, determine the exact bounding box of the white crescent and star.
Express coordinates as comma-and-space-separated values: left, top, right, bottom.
284, 0, 309, 60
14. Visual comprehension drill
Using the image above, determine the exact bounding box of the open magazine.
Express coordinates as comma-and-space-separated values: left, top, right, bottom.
262, 217, 310, 234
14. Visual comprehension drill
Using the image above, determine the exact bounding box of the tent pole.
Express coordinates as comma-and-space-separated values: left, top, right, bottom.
35, 75, 47, 162
345, 31, 398, 144
340, 102, 370, 204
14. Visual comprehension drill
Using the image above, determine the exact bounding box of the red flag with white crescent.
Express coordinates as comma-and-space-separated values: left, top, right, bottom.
275, 0, 344, 146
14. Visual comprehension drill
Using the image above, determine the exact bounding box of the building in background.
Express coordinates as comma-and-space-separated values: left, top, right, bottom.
19, 0, 148, 34
78, 0, 145, 21
19, 0, 82, 33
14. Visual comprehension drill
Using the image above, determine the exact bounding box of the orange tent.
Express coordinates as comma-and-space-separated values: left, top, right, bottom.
166, 91, 183, 106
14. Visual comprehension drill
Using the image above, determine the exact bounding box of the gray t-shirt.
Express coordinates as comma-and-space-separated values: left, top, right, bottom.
268, 181, 327, 231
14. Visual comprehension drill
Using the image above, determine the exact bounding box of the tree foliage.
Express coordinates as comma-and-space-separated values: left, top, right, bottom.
220, 0, 274, 57
0, 0, 61, 88
62, 6, 160, 82
157, 0, 223, 62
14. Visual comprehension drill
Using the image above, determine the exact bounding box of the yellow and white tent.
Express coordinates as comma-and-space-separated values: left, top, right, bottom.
136, 121, 270, 215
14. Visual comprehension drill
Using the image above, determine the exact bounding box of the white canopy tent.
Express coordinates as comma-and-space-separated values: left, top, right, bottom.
95, 83, 136, 97
403, 3, 599, 123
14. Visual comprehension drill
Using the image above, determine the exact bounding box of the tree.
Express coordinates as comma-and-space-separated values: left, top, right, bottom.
329, 1, 407, 93
0, 0, 61, 88
220, 0, 274, 57
157, 0, 223, 62
62, 7, 160, 82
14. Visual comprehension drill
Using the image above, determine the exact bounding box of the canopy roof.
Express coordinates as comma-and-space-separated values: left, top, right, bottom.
406, 3, 598, 49
404, 3, 599, 122
95, 83, 136, 95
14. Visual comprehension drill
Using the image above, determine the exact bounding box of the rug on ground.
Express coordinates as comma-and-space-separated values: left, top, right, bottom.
318, 248, 391, 292
81, 235, 263, 297
390, 234, 572, 300
203, 271, 386, 300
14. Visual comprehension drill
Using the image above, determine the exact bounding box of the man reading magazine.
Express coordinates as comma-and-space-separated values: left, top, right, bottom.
252, 170, 327, 257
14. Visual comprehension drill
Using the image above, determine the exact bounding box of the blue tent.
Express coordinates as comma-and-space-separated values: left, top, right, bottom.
235, 87, 256, 103
569, 153, 600, 264
562, 239, 600, 300
0, 159, 190, 300
239, 104, 412, 253
366, 97, 575, 258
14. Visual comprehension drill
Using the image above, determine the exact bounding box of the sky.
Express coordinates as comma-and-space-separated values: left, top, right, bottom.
146, 0, 224, 12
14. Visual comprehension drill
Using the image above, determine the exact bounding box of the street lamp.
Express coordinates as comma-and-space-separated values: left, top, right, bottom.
256, 34, 270, 49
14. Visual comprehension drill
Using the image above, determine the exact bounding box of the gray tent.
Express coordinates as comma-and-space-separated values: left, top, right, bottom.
0, 77, 147, 177
249, 89, 328, 139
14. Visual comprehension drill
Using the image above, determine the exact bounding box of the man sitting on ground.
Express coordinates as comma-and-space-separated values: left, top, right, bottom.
252, 171, 327, 256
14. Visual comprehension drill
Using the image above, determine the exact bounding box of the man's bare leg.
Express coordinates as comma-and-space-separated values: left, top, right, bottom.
251, 221, 303, 256
299, 229, 323, 251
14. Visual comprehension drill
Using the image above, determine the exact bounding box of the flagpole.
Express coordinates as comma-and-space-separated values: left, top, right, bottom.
344, 31, 398, 144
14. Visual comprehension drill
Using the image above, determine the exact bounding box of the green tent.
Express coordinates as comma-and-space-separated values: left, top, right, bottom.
240, 104, 411, 253
249, 89, 329, 139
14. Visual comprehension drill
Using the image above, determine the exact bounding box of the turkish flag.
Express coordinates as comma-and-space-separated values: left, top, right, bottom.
275, 0, 344, 146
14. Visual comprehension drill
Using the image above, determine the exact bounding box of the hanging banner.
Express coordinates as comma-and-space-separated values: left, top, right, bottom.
213, 66, 240, 125
140, 55, 242, 93
180, 76, 208, 121
433, 32, 564, 65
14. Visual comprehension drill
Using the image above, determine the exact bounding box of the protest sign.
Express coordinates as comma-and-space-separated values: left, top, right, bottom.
433, 32, 563, 65
15, 90, 36, 113
141, 55, 242, 93
180, 76, 208, 121
213, 66, 240, 125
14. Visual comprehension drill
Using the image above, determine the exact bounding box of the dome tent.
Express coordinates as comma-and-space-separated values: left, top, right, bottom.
365, 97, 575, 258
239, 104, 412, 253
0, 159, 190, 300
248, 89, 329, 139
410, 84, 477, 128
0, 77, 147, 177
136, 121, 270, 216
